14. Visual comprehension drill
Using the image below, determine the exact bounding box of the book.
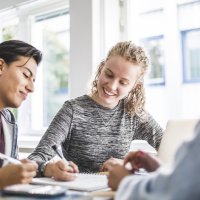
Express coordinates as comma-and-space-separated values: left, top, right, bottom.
129, 140, 157, 155
32, 173, 108, 192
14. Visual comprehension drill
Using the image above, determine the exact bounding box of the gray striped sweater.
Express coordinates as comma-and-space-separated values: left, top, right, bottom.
29, 95, 163, 173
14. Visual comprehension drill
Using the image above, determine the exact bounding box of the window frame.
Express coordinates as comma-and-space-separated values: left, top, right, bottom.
182, 28, 200, 83
0, 0, 69, 137
140, 35, 165, 86
31, 8, 70, 129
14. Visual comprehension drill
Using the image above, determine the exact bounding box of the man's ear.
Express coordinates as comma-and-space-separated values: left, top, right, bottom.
0, 58, 5, 74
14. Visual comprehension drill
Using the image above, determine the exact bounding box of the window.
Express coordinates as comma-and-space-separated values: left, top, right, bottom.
0, 0, 69, 135
182, 29, 200, 82
31, 9, 70, 128
2, 18, 19, 41
1, 17, 19, 118
141, 36, 165, 85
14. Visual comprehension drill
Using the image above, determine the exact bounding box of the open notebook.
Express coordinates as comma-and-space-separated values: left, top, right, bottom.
32, 173, 108, 192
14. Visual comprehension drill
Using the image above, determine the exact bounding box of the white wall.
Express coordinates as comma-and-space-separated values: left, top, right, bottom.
70, 0, 94, 98
69, 0, 121, 98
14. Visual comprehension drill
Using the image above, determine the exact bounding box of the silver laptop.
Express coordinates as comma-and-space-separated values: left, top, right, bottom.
158, 119, 198, 165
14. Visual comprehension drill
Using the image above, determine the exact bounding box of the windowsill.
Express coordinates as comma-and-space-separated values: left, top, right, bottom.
18, 135, 43, 159
18, 135, 42, 150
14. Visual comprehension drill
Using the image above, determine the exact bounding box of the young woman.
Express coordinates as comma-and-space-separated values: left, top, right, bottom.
0, 40, 42, 189
29, 41, 163, 180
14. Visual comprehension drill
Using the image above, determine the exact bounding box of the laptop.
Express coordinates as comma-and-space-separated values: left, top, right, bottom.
158, 119, 198, 165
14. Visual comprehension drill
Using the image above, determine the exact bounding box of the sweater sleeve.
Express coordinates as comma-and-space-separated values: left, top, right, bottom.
116, 121, 200, 200
134, 112, 163, 150
28, 101, 73, 174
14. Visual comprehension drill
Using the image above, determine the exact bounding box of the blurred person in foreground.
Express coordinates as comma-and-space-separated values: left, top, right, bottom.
108, 120, 200, 200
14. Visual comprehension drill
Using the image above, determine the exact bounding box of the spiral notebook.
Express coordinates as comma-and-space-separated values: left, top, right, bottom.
32, 173, 108, 192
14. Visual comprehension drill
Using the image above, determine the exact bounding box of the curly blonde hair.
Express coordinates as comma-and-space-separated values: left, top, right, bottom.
91, 41, 149, 117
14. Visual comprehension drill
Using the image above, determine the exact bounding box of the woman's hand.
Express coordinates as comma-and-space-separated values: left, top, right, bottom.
124, 151, 161, 172
44, 160, 79, 181
101, 157, 123, 172
107, 164, 131, 191
0, 159, 38, 189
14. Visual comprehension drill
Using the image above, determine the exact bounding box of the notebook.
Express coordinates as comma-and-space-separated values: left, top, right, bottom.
32, 173, 108, 192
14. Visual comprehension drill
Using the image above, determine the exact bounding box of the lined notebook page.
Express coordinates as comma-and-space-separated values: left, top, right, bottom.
32, 173, 108, 192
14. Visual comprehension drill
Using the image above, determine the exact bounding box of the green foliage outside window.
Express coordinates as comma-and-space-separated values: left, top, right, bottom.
2, 25, 17, 41
43, 29, 69, 125
141, 37, 165, 85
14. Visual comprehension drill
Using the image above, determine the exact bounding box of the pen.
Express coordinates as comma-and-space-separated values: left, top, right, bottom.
96, 172, 109, 175
52, 145, 69, 164
0, 152, 21, 165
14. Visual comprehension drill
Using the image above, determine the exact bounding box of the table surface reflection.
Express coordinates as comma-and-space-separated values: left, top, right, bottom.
0, 190, 90, 200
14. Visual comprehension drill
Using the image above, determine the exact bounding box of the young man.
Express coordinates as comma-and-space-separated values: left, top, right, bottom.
0, 40, 42, 189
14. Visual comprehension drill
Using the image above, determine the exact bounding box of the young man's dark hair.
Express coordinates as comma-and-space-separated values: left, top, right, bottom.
0, 40, 42, 65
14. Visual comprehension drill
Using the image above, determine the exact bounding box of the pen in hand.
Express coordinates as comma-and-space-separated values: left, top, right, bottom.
52, 145, 79, 176
0, 152, 21, 165
52, 145, 69, 163
52, 145, 75, 172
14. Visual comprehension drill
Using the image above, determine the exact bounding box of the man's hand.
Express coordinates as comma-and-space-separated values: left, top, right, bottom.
124, 151, 161, 172
0, 159, 38, 189
107, 164, 131, 190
